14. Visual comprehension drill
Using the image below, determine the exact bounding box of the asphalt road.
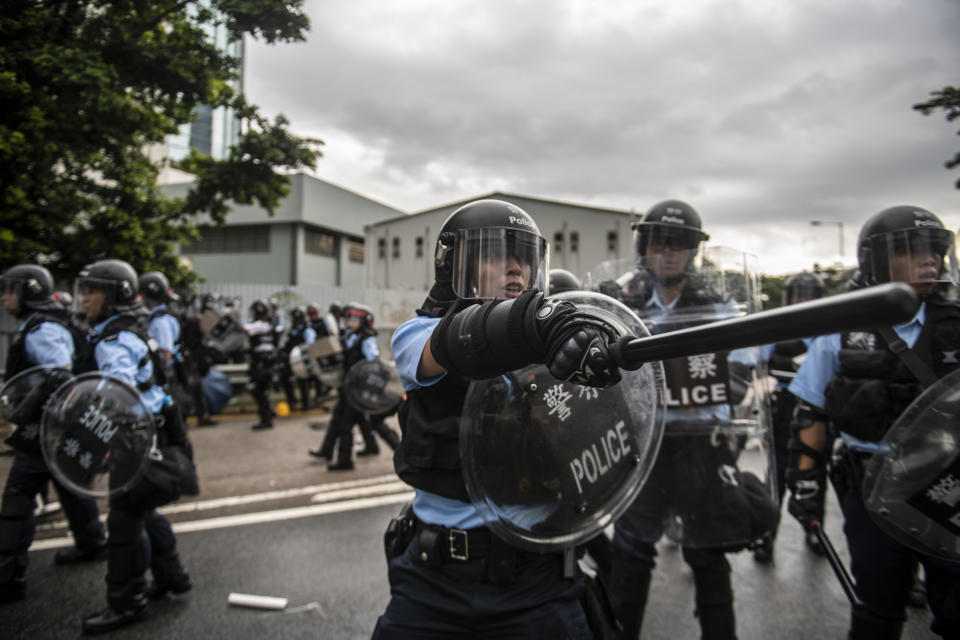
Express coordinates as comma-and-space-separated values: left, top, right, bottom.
0, 407, 938, 639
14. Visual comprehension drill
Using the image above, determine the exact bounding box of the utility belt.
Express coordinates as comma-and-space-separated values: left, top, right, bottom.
829, 440, 872, 500
383, 501, 570, 583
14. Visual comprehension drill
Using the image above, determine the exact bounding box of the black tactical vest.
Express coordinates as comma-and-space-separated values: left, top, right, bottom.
343, 327, 376, 371
824, 296, 960, 442
769, 339, 807, 383
4, 313, 75, 381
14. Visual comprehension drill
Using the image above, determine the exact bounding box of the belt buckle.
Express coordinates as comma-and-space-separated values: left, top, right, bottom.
448, 528, 469, 561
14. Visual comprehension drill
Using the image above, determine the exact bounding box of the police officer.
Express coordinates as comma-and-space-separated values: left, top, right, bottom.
243, 299, 277, 430
308, 303, 380, 469
753, 271, 828, 563
278, 307, 316, 413
76, 260, 191, 633
0, 265, 106, 604
549, 268, 582, 295
372, 199, 626, 639
606, 200, 766, 640
787, 205, 960, 638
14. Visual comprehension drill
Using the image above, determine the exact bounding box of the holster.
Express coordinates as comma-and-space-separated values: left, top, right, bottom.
383, 501, 415, 563
829, 443, 864, 500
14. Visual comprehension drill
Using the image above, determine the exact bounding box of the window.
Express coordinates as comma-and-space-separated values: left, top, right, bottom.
392, 237, 400, 259
181, 225, 270, 254
378, 238, 386, 259
348, 240, 364, 264
570, 232, 579, 254
304, 229, 335, 256
415, 236, 424, 258
607, 231, 618, 254
554, 232, 564, 255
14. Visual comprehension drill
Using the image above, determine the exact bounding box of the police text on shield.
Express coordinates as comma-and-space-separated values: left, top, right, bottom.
569, 420, 631, 494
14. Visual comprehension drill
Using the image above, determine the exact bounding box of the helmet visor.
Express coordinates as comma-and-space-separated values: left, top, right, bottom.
452, 228, 548, 299
867, 227, 958, 291
784, 281, 825, 305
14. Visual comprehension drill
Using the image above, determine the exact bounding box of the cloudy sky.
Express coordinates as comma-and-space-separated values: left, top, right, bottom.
244, 0, 960, 275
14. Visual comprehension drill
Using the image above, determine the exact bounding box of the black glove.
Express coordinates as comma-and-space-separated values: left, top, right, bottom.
597, 280, 622, 299
786, 466, 826, 530
431, 290, 624, 387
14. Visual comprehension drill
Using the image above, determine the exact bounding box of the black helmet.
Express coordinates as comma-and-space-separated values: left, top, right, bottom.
0, 264, 60, 316
343, 302, 374, 329
433, 199, 548, 301
249, 299, 269, 320
290, 306, 306, 325
548, 268, 582, 295
329, 300, 343, 317
632, 200, 710, 259
783, 272, 826, 306
77, 259, 139, 315
856, 205, 956, 288
140, 271, 179, 305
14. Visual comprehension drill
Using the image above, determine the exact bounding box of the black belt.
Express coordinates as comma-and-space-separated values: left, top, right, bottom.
414, 518, 495, 562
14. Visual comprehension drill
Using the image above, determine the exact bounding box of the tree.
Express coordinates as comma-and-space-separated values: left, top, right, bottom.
914, 85, 960, 189
0, 0, 323, 287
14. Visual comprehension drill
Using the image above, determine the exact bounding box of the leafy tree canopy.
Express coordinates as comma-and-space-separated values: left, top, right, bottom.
914, 85, 960, 189
0, 0, 323, 288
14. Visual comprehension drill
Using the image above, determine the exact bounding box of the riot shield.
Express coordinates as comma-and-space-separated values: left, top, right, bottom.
289, 345, 319, 380
342, 359, 405, 416
0, 365, 74, 456
40, 372, 156, 498
460, 291, 665, 551
591, 248, 779, 550
862, 368, 960, 561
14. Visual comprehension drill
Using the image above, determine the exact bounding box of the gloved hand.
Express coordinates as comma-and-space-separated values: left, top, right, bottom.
597, 280, 622, 299
532, 297, 622, 387
786, 466, 826, 530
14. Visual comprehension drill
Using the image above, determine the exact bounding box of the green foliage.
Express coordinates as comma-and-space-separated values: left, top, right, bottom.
0, 0, 322, 288
914, 85, 960, 189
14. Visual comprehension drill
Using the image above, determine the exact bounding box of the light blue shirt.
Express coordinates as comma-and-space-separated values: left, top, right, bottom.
789, 302, 926, 411
92, 315, 165, 414
390, 314, 484, 529
302, 326, 316, 345
344, 330, 380, 361
21, 313, 74, 368
147, 305, 180, 354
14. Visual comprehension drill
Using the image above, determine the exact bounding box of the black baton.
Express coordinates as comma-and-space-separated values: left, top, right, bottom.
615, 282, 918, 367
811, 521, 864, 609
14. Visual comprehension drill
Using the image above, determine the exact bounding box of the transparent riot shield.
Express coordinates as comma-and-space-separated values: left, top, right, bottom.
862, 368, 960, 561
588, 248, 779, 550
289, 345, 319, 380
40, 372, 156, 498
0, 365, 74, 457
460, 291, 665, 551
342, 359, 405, 416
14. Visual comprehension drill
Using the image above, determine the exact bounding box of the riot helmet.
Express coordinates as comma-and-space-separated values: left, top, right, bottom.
249, 299, 269, 321
433, 199, 548, 301
548, 268, 582, 295
290, 306, 306, 326
343, 302, 374, 330
782, 272, 826, 306
0, 264, 60, 317
77, 259, 140, 321
53, 290, 73, 311
140, 271, 179, 306
328, 300, 343, 318
856, 206, 957, 293
306, 303, 320, 320
632, 200, 709, 285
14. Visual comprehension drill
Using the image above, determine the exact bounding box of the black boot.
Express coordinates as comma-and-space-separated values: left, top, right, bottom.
847, 607, 904, 640
328, 460, 354, 471
146, 550, 192, 599
752, 535, 774, 564
308, 447, 332, 460
356, 447, 380, 457
82, 580, 148, 634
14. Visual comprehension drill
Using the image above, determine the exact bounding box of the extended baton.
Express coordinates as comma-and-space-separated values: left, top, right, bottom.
811, 521, 864, 609
616, 282, 919, 367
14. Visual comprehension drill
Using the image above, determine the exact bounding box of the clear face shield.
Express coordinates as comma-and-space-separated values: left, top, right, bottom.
635, 225, 703, 284
866, 227, 958, 294
451, 228, 548, 300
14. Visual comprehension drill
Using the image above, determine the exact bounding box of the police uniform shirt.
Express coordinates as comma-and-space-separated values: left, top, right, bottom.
147, 304, 181, 354
243, 319, 275, 352
301, 325, 317, 345
20, 312, 74, 368
91, 315, 165, 414
344, 328, 379, 360
788, 303, 925, 452
392, 316, 486, 530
